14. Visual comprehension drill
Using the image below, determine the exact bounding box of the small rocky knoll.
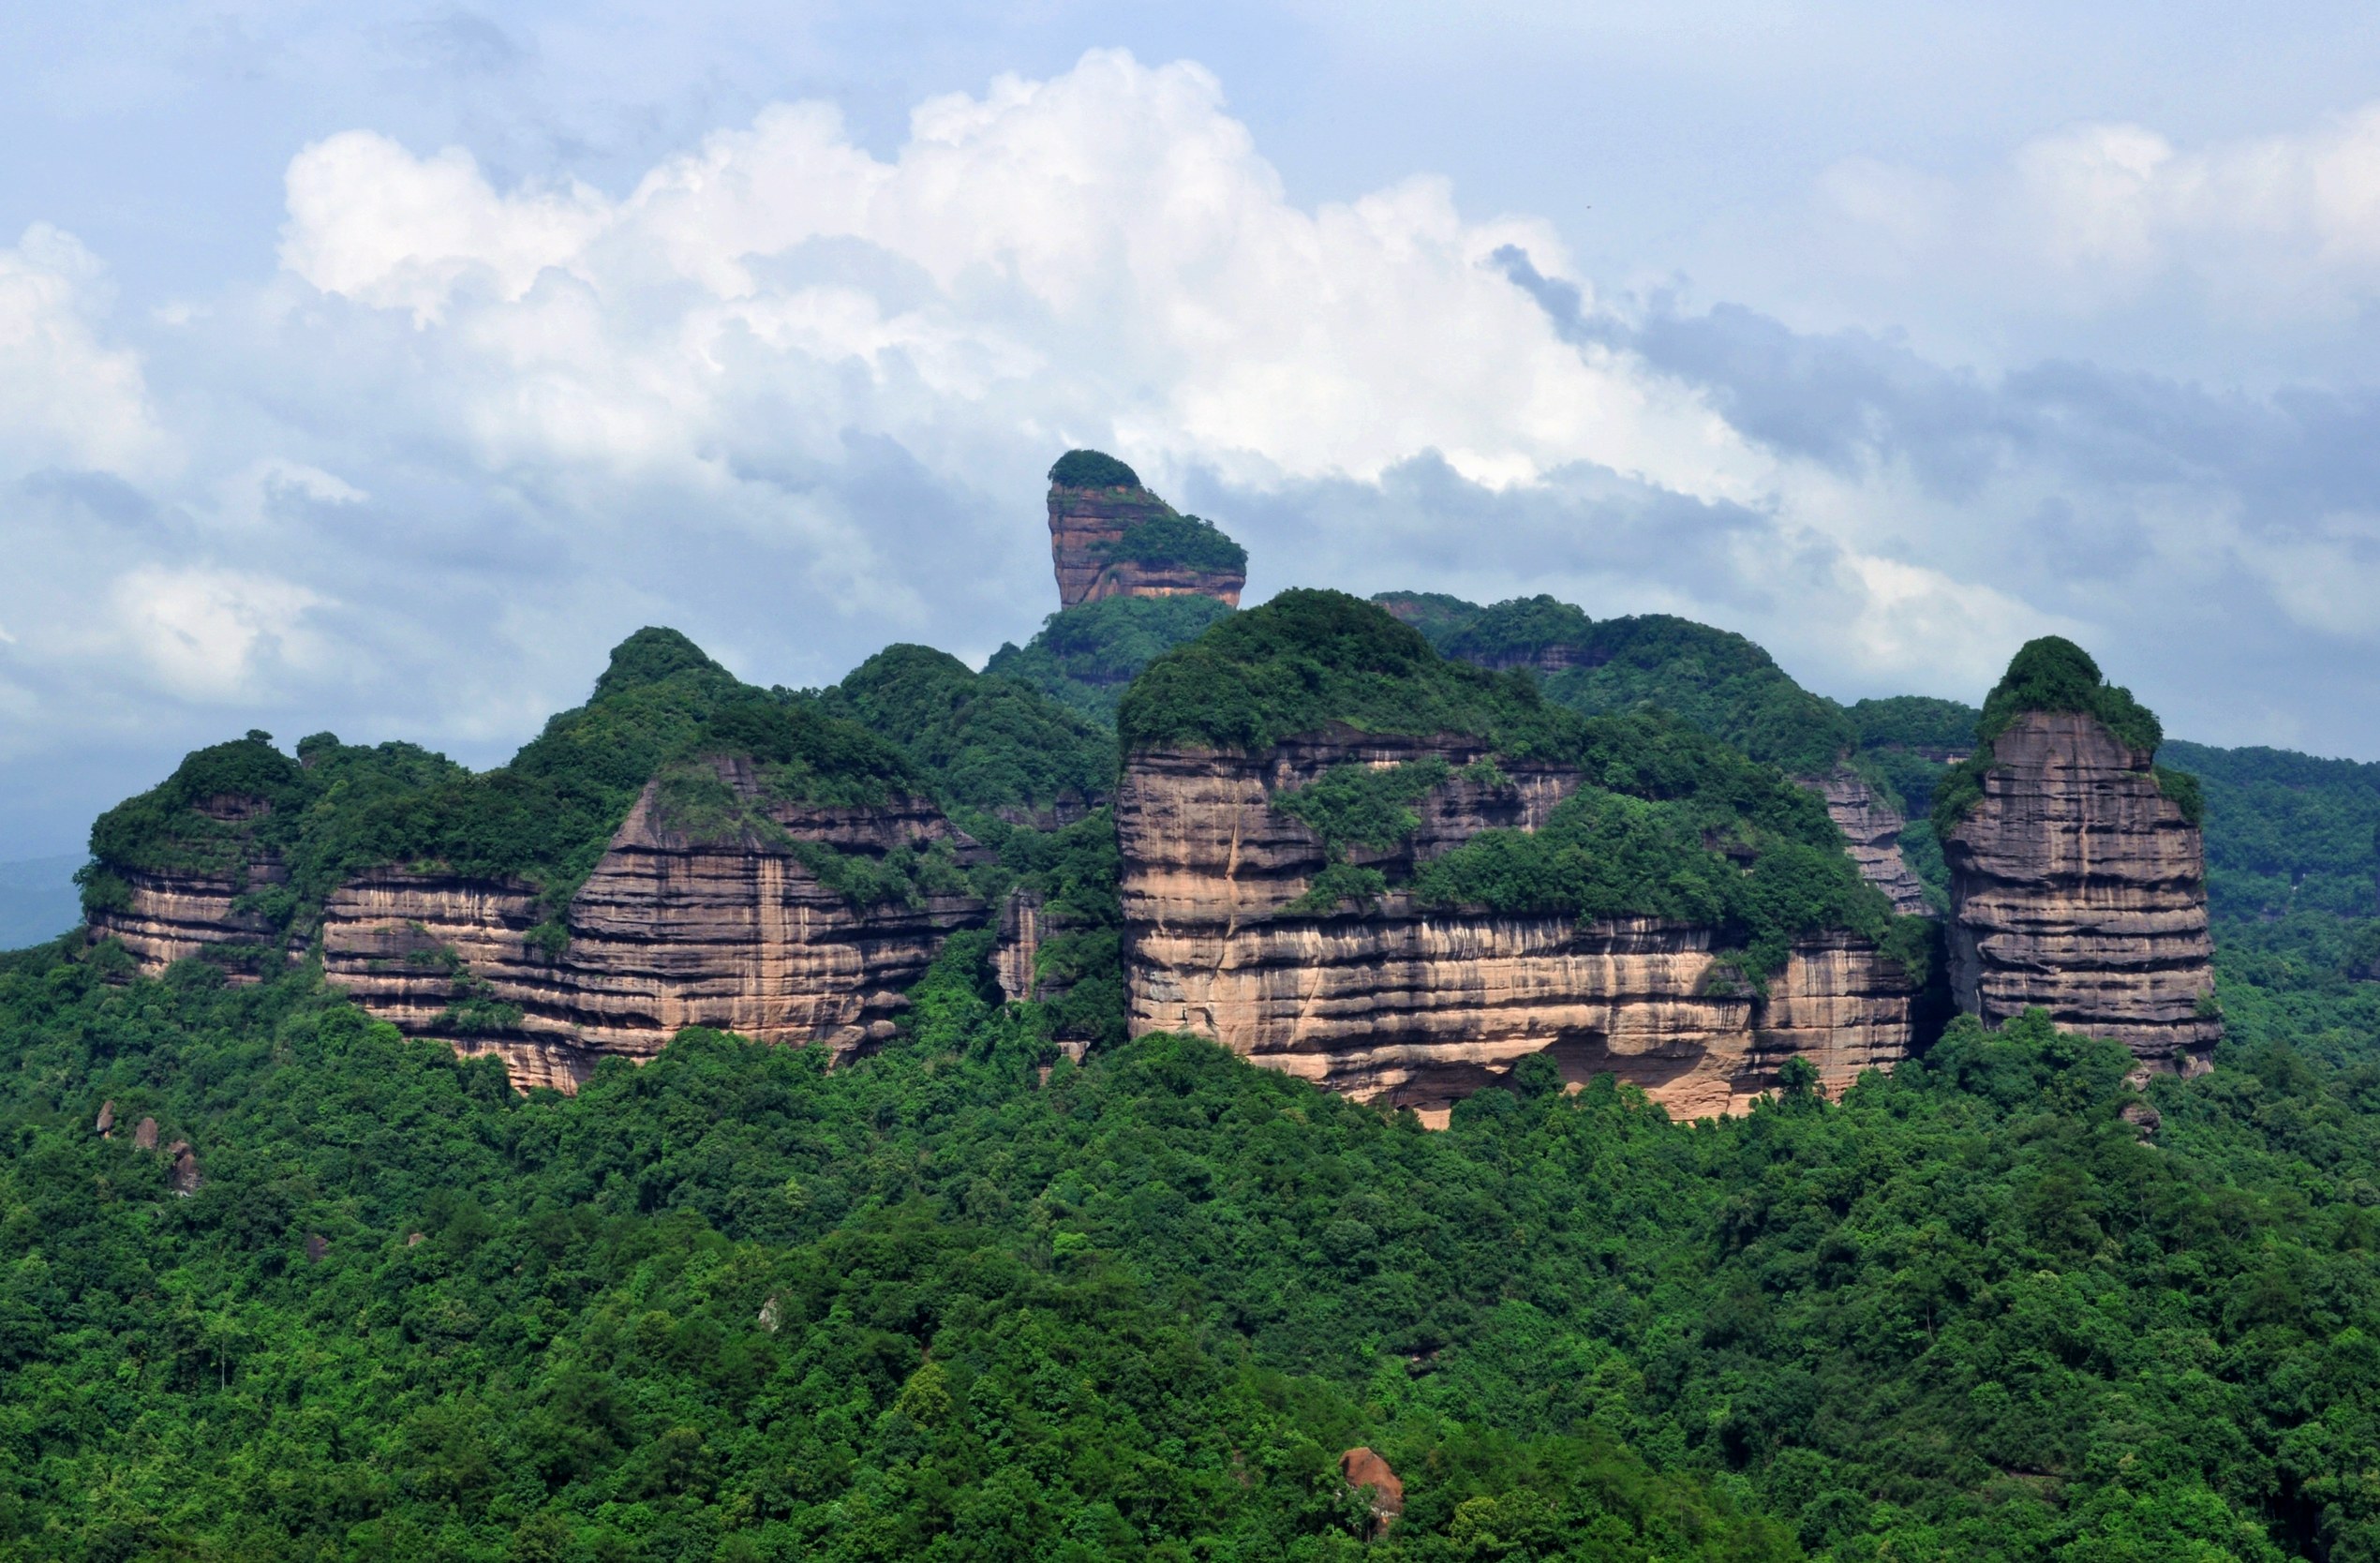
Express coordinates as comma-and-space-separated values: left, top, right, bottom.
1939, 639, 2220, 1069
1047, 449, 1244, 608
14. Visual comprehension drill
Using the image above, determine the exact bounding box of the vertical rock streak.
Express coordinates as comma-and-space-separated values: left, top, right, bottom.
1809, 767, 1934, 915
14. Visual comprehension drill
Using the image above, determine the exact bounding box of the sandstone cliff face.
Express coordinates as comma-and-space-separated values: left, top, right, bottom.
319, 761, 989, 1090
1119, 730, 1920, 1120
1943, 710, 2219, 1066
1049, 483, 1244, 608
1809, 767, 1934, 915
87, 857, 291, 978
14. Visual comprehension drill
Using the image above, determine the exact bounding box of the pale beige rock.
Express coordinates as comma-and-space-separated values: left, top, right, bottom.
1119, 729, 1921, 1119
319, 760, 990, 1091
1944, 710, 2220, 1067
87, 856, 289, 979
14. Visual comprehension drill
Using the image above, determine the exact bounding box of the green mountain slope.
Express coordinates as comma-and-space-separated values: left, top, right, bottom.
818, 645, 1117, 816
984, 595, 1236, 723
6, 913, 2379, 1557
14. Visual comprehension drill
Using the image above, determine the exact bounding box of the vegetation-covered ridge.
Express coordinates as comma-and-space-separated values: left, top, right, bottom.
86, 629, 923, 944
86, 627, 1128, 952
1374, 590, 1859, 778
1131, 594, 1927, 979
985, 596, 1237, 724
1119, 590, 1584, 759
7, 922, 2380, 1558
1931, 637, 2199, 835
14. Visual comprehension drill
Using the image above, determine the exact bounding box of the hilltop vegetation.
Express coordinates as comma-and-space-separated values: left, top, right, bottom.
985, 596, 1237, 723
1374, 591, 1859, 777
817, 646, 1115, 816
1121, 590, 1583, 759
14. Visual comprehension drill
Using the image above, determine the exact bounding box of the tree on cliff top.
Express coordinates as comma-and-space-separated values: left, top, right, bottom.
1932, 635, 2194, 834
1976, 635, 2164, 755
1049, 448, 1142, 488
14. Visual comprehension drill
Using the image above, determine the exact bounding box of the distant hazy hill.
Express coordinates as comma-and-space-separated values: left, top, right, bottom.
0, 854, 81, 950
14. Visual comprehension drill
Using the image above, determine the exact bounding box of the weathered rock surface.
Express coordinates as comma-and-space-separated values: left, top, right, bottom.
1809, 767, 1934, 915
1049, 482, 1243, 608
1340, 1447, 1405, 1539
319, 759, 990, 1091
1944, 710, 2220, 1066
1119, 729, 1922, 1120
87, 855, 290, 979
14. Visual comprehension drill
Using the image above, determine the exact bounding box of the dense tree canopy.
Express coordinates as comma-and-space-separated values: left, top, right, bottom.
6, 900, 2379, 1559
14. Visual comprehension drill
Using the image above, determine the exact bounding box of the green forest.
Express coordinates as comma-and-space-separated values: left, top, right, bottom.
15, 566, 2380, 1560
8, 899, 2380, 1559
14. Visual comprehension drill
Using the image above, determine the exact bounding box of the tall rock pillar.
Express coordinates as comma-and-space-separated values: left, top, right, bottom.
1943, 708, 2220, 1069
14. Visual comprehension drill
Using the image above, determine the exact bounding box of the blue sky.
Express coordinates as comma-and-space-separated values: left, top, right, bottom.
7, 2, 2380, 856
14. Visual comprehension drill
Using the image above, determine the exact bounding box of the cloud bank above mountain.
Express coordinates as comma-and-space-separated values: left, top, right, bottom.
5, 40, 2380, 853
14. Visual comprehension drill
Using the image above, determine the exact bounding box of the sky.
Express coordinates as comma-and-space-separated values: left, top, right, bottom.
7, 2, 2380, 856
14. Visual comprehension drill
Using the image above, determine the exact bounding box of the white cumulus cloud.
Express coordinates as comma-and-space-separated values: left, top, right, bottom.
0, 224, 169, 479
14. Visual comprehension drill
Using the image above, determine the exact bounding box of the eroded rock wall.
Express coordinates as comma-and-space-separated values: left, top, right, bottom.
87, 861, 291, 980
1119, 731, 1921, 1120
1943, 710, 2219, 1067
1048, 482, 1244, 608
1809, 767, 1934, 915
320, 766, 989, 1089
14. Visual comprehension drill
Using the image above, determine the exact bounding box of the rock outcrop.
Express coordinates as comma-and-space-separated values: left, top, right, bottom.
1048, 477, 1244, 608
318, 759, 990, 1091
1340, 1448, 1405, 1540
1119, 729, 1923, 1121
1810, 767, 1934, 915
1943, 709, 2219, 1067
85, 854, 291, 979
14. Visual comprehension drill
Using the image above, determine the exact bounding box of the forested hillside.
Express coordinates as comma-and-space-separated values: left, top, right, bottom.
16, 575, 2380, 1559
7, 911, 2380, 1559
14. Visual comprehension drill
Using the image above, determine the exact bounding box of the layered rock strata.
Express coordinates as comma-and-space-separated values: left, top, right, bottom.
86, 856, 292, 979
1120, 728, 1921, 1120
1808, 767, 1934, 915
1049, 482, 1244, 608
318, 762, 989, 1089
1943, 710, 2219, 1067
